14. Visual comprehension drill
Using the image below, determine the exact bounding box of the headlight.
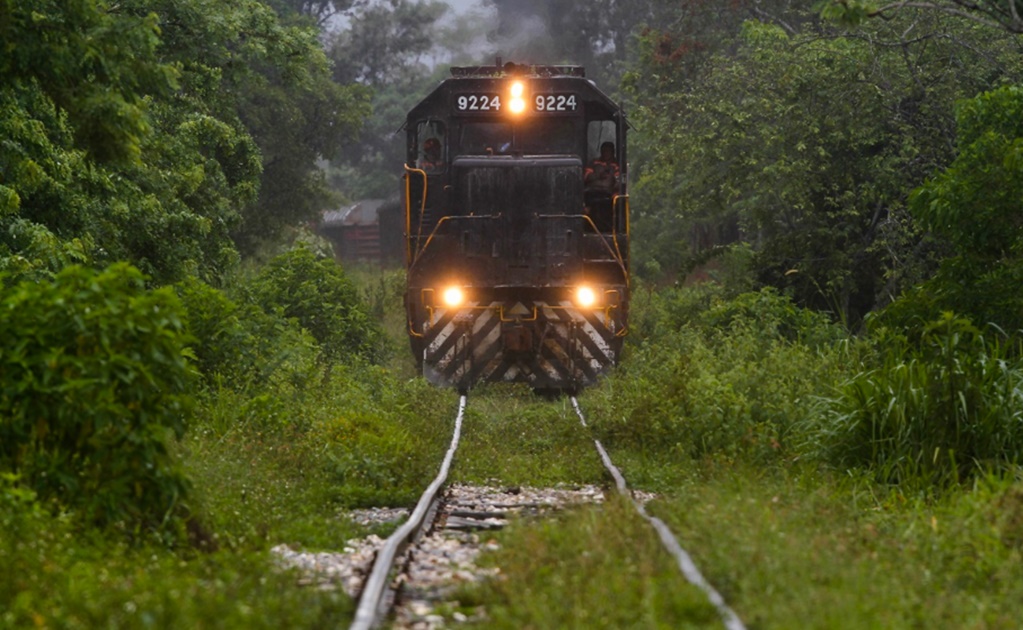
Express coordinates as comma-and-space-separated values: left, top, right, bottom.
508, 80, 526, 114
575, 286, 597, 308
442, 286, 465, 307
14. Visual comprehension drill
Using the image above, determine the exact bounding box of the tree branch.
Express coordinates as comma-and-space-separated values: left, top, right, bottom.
867, 1, 1023, 33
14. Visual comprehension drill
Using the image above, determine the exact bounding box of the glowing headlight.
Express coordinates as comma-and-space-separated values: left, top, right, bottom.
509, 80, 526, 114
442, 286, 465, 307
575, 286, 597, 308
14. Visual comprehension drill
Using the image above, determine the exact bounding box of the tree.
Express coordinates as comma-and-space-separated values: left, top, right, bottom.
265, 0, 358, 26
328, 0, 448, 85
627, 7, 1023, 323
818, 0, 1023, 34
886, 85, 1023, 331
486, 0, 665, 88
321, 0, 448, 199
119, 0, 371, 255
0, 0, 177, 164
0, 0, 227, 283
0, 0, 370, 283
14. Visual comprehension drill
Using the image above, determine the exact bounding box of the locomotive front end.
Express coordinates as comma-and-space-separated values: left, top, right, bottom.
402, 62, 630, 393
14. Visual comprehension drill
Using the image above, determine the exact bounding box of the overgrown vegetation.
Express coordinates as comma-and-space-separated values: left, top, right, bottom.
0, 243, 452, 626
820, 315, 1023, 488
464, 280, 1023, 627
591, 283, 850, 465
0, 265, 193, 540
627, 4, 1023, 325
462, 466, 1023, 628
591, 279, 1023, 487
5, 0, 1023, 627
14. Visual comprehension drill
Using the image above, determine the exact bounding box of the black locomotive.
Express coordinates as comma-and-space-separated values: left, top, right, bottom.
402, 60, 630, 393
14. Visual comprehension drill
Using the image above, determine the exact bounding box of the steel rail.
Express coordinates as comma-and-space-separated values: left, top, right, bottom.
350, 395, 467, 630
570, 397, 746, 630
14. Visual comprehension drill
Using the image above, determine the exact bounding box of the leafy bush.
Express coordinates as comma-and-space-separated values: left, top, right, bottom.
818, 313, 1023, 486
882, 85, 1023, 334
0, 220, 92, 283
175, 276, 318, 396
247, 246, 383, 364
593, 285, 850, 463
0, 264, 193, 535
648, 281, 725, 335
696, 287, 846, 347
0, 472, 43, 546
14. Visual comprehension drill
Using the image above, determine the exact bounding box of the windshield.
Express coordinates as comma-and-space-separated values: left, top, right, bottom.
460, 122, 512, 154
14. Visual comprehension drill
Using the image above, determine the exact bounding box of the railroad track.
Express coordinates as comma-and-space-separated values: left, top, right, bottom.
348, 395, 746, 630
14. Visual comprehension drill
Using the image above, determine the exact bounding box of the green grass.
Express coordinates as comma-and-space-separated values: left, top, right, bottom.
458, 458, 1023, 629
819, 315, 1023, 487
465, 497, 723, 629
0, 486, 353, 629
1, 532, 353, 628
443, 286, 1023, 629
454, 384, 606, 486
644, 464, 1023, 628
0, 362, 455, 629
185, 364, 456, 543
7, 272, 1023, 629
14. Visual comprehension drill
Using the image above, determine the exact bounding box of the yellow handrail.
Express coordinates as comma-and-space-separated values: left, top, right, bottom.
611, 194, 630, 287
403, 165, 428, 265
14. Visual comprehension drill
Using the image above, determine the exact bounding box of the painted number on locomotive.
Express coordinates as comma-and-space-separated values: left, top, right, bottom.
534, 93, 577, 112
456, 94, 502, 111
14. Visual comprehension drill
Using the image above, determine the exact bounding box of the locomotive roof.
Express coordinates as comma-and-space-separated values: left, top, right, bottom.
449, 61, 586, 78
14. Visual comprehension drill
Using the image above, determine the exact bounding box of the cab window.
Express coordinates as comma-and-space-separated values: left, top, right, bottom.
518, 119, 576, 155
459, 122, 512, 155
587, 121, 617, 162
416, 120, 446, 172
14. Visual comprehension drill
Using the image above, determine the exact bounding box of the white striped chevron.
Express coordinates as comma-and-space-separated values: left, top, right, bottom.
421, 299, 620, 390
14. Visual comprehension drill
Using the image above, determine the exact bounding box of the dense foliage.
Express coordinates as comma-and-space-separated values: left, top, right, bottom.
0, 0, 367, 283
248, 246, 383, 364
821, 315, 1023, 487
882, 84, 1023, 333
595, 281, 1023, 491
593, 283, 850, 464
0, 0, 387, 549
4, 0, 1023, 626
0, 265, 193, 536
175, 275, 319, 393
819, 0, 1023, 34
627, 4, 1023, 324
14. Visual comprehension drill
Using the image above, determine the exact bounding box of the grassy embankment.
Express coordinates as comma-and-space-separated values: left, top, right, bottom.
454, 282, 1023, 629
4, 256, 1023, 628
0, 257, 454, 628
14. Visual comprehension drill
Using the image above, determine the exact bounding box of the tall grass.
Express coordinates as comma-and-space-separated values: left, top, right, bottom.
589, 286, 852, 466
818, 314, 1023, 486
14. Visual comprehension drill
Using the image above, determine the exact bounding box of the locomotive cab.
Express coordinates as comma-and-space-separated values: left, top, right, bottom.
402, 62, 630, 392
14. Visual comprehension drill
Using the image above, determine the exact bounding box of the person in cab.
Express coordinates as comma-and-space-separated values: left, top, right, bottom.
584, 141, 620, 193
419, 137, 444, 172
584, 141, 619, 231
